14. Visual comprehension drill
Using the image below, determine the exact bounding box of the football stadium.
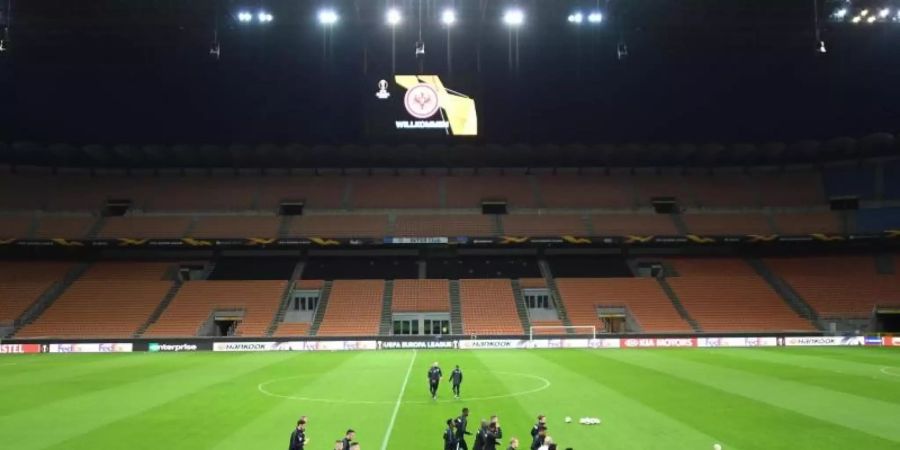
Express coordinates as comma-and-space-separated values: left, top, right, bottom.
1, 1, 900, 449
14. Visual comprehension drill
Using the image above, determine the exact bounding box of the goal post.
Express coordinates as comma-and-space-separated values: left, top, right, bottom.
529, 325, 596, 341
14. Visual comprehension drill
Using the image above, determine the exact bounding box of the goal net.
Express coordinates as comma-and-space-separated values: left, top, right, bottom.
529, 325, 596, 341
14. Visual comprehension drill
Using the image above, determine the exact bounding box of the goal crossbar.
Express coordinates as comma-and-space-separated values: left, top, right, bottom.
529, 325, 596, 341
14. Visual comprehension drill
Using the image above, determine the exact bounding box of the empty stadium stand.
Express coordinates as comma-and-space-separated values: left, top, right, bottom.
0, 261, 73, 326
16, 263, 174, 338
288, 215, 388, 238
444, 175, 537, 208
98, 216, 193, 239
536, 175, 635, 208
143, 280, 286, 337
458, 279, 524, 335
555, 278, 693, 332
590, 214, 678, 236
682, 213, 773, 236
501, 214, 589, 236
765, 256, 900, 318
665, 259, 814, 332
190, 215, 281, 237
393, 215, 494, 237
773, 211, 843, 235
315, 280, 384, 336
391, 279, 450, 312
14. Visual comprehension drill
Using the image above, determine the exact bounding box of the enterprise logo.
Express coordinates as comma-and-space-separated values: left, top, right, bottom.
149, 343, 199, 352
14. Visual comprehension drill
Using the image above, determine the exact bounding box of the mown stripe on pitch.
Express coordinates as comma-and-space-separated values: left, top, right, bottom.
759, 347, 900, 366
0, 352, 297, 450
684, 348, 900, 404
527, 349, 741, 450
57, 351, 389, 450
0, 353, 215, 417
601, 349, 900, 445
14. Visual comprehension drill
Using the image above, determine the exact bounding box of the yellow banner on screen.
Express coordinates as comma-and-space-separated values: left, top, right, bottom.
394, 75, 477, 136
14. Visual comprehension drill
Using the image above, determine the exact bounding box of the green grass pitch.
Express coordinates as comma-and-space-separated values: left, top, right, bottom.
1, 347, 899, 450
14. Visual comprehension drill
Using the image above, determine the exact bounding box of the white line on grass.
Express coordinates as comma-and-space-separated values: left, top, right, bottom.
880, 366, 900, 378
381, 350, 417, 450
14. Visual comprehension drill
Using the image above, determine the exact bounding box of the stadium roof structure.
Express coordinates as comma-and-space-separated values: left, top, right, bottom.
0, 132, 898, 169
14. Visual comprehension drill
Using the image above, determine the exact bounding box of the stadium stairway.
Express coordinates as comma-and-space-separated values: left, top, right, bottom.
656, 277, 703, 332
538, 259, 574, 331
277, 216, 293, 238
265, 261, 306, 336
449, 280, 463, 334
85, 216, 107, 239
378, 280, 394, 335
509, 279, 532, 333
671, 213, 690, 235
308, 280, 332, 336
10, 262, 92, 337
746, 258, 822, 330
134, 280, 183, 337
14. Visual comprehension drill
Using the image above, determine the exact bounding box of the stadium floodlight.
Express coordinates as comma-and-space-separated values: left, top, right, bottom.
441, 9, 457, 26
386, 8, 402, 26
860, 9, 869, 17
833, 8, 848, 19
588, 12, 603, 24
503, 8, 525, 27
237, 11, 253, 23
318, 9, 338, 25
851, 15, 862, 23
567, 12, 584, 24
257, 11, 274, 23
818, 40, 827, 54
878, 8, 891, 19
867, 15, 877, 23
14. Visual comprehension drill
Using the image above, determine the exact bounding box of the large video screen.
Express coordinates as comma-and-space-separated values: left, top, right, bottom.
366, 75, 477, 137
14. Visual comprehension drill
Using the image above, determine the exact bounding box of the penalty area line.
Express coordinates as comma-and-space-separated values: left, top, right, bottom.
381, 350, 417, 450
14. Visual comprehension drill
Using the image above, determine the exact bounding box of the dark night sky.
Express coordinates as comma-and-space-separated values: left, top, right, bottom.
2, 0, 899, 146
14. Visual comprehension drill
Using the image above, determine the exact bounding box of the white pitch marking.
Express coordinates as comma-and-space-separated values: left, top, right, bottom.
879, 366, 900, 378
381, 350, 417, 450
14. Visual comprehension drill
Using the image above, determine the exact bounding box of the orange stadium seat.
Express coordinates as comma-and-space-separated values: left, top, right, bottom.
459, 279, 523, 335
393, 215, 494, 237
502, 214, 588, 236
537, 175, 635, 208
773, 212, 842, 235
633, 176, 695, 206
765, 256, 900, 318
392, 279, 450, 312
144, 280, 286, 337
0, 262, 73, 325
590, 214, 678, 235
288, 215, 388, 238
687, 175, 760, 208
316, 280, 383, 336
144, 178, 258, 211
756, 173, 826, 207
665, 258, 816, 331
0, 215, 34, 238
15, 263, 174, 338
444, 175, 538, 209
273, 322, 311, 337
350, 176, 440, 209
256, 176, 347, 210
555, 278, 693, 333
682, 213, 773, 235
98, 216, 192, 239
31, 216, 97, 239
190, 215, 281, 237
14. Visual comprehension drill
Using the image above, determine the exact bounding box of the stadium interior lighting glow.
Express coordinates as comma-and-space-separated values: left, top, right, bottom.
878, 8, 891, 18
852, 15, 862, 23
386, 8, 402, 26
834, 8, 848, 19
503, 9, 525, 26
818, 40, 827, 53
318, 9, 338, 25
257, 11, 274, 23
861, 9, 869, 17
567, 12, 584, 24
237, 11, 252, 23
441, 9, 457, 26
588, 12, 603, 23
866, 15, 877, 23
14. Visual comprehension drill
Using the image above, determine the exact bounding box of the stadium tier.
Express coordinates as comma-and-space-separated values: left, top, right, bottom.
665, 258, 815, 332
391, 279, 450, 313
555, 278, 694, 333
143, 280, 286, 337
15, 263, 174, 338
459, 279, 525, 335
315, 280, 384, 336
0, 261, 73, 326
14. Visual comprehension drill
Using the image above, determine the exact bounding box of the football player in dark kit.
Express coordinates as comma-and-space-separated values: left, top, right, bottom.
486, 416, 503, 450
454, 407, 473, 450
450, 365, 464, 398
473, 419, 489, 450
341, 429, 356, 450
530, 415, 547, 446
443, 418, 459, 450
289, 419, 308, 450
428, 361, 443, 400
